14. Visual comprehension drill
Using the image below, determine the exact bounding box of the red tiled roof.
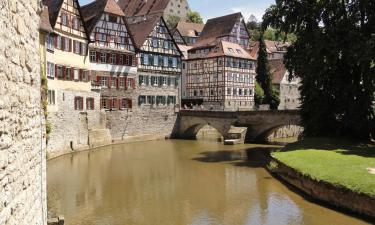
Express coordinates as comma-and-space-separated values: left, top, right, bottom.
39, 6, 54, 33
176, 21, 204, 38
188, 41, 253, 60
269, 59, 287, 84
128, 16, 161, 48
195, 13, 243, 46
117, 0, 170, 17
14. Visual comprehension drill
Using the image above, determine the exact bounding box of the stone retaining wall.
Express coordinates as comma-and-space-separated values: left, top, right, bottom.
270, 159, 375, 219
106, 106, 178, 141
0, 1, 47, 224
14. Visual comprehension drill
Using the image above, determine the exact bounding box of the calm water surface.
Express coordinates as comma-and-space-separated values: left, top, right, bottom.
47, 140, 370, 225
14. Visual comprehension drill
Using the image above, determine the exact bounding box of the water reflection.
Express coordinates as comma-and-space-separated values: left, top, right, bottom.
47, 140, 370, 225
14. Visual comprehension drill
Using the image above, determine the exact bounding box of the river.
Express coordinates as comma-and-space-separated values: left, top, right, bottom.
47, 140, 370, 225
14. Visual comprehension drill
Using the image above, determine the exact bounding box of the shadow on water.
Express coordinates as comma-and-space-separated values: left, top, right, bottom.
192, 147, 277, 168
191, 142, 375, 224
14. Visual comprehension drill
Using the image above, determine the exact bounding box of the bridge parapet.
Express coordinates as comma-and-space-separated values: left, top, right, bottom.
173, 110, 301, 142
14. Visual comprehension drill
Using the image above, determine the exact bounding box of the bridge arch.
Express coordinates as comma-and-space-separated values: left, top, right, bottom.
247, 124, 303, 142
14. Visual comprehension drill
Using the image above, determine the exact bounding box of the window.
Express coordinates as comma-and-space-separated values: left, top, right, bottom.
110, 54, 116, 64
119, 55, 124, 65
72, 17, 79, 30
147, 96, 155, 105
163, 56, 169, 67
227, 88, 231, 95
101, 99, 107, 109
74, 69, 79, 80
172, 58, 177, 68
46, 62, 55, 78
74, 41, 80, 54
164, 41, 169, 49
239, 88, 243, 96
233, 88, 237, 96
46, 34, 54, 51
193, 90, 197, 96
57, 35, 62, 49
249, 89, 253, 96
64, 38, 70, 51
81, 43, 86, 55
138, 96, 146, 106
57, 66, 63, 79
109, 15, 117, 23
47, 90, 55, 105
98, 33, 106, 42
210, 89, 215, 96
100, 52, 106, 63
110, 78, 116, 88
236, 49, 242, 54
228, 48, 234, 53
151, 76, 158, 86
139, 75, 146, 86
100, 77, 108, 87
121, 98, 132, 109
153, 55, 159, 66
143, 54, 149, 65
152, 39, 158, 48
167, 96, 176, 105
74, 97, 84, 110
199, 90, 204, 96
127, 78, 133, 88
244, 89, 248, 96
90, 51, 96, 62
119, 78, 125, 88
66, 67, 71, 80
61, 14, 68, 26
156, 96, 166, 105
86, 98, 95, 110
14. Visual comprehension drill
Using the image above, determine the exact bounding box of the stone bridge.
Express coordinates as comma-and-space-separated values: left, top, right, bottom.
172, 110, 301, 142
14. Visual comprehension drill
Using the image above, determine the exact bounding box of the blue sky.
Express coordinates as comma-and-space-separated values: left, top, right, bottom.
79, 0, 275, 22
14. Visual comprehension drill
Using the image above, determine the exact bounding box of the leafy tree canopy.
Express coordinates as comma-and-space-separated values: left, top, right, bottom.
186, 11, 204, 24
256, 32, 280, 110
167, 15, 181, 28
263, 0, 375, 140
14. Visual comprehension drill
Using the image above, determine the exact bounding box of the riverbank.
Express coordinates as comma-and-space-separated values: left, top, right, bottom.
269, 138, 375, 219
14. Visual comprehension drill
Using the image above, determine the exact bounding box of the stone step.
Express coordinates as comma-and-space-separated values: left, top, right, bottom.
88, 129, 112, 148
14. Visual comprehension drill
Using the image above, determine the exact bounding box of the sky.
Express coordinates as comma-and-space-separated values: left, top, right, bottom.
78, 0, 275, 22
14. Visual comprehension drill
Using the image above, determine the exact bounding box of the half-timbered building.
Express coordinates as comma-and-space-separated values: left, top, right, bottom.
81, 0, 137, 111
128, 16, 182, 108
196, 13, 250, 49
185, 41, 256, 111
42, 0, 102, 153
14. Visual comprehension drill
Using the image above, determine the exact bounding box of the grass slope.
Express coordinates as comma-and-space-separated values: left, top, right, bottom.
272, 138, 375, 197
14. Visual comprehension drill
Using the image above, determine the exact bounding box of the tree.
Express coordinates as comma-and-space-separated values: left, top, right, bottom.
166, 15, 180, 29
254, 81, 265, 105
256, 32, 280, 110
186, 11, 203, 24
246, 14, 259, 30
263, 0, 375, 140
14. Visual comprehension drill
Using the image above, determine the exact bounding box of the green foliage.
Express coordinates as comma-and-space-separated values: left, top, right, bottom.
186, 11, 203, 24
263, 0, 375, 140
167, 15, 181, 29
256, 33, 280, 110
254, 81, 265, 105
263, 28, 297, 43
272, 138, 375, 197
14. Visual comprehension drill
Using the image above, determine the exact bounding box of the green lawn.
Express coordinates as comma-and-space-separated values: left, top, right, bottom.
272, 138, 375, 197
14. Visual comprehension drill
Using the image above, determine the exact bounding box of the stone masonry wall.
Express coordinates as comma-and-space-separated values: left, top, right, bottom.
0, 1, 47, 225
47, 90, 105, 157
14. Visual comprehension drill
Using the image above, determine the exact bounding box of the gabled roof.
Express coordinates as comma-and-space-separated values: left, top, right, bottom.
43, 0, 65, 27
128, 16, 182, 55
188, 41, 253, 60
81, 0, 125, 34
269, 59, 287, 84
43, 0, 89, 39
171, 28, 187, 45
196, 12, 243, 46
39, 6, 54, 33
175, 21, 205, 38
128, 16, 161, 48
117, 0, 170, 17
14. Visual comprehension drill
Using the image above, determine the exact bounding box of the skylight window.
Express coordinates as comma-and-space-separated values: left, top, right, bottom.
236, 49, 242, 54
228, 48, 234, 53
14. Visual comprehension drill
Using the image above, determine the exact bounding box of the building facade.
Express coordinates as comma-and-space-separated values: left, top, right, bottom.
185, 41, 256, 111
81, 0, 138, 111
42, 0, 102, 155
